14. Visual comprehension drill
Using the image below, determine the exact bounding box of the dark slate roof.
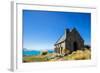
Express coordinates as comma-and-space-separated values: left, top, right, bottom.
55, 28, 80, 45
55, 33, 66, 44
55, 29, 69, 45
55, 28, 84, 45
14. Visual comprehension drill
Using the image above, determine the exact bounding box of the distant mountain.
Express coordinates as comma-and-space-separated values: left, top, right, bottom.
23, 48, 34, 51
23, 48, 29, 51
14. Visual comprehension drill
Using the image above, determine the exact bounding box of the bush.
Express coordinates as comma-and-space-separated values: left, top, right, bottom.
63, 48, 70, 55
41, 51, 48, 55
84, 45, 90, 50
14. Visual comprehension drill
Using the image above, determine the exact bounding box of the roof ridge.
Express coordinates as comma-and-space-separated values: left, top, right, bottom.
55, 28, 68, 45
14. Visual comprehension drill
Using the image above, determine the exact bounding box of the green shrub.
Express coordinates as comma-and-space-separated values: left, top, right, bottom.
41, 51, 48, 55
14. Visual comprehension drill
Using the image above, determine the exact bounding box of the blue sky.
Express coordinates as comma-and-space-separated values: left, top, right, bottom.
23, 10, 91, 50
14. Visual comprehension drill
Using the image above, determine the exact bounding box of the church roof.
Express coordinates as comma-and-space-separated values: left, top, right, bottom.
55, 28, 81, 45
55, 33, 66, 44
55, 28, 69, 45
55, 28, 84, 45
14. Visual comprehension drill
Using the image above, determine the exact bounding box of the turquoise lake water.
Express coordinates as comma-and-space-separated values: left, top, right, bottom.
23, 50, 54, 56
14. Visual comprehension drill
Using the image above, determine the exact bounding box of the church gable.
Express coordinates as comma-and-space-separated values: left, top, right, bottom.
69, 28, 84, 42
54, 28, 84, 54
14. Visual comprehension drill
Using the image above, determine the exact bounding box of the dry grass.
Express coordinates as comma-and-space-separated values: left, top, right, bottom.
63, 48, 91, 60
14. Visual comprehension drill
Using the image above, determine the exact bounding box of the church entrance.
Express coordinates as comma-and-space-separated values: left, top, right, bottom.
73, 42, 78, 51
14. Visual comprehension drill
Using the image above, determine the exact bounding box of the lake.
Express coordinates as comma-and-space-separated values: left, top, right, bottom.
23, 50, 54, 56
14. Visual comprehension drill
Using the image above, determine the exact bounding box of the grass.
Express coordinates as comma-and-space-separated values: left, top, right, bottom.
23, 48, 91, 62
23, 53, 55, 62
23, 55, 48, 62
63, 48, 91, 60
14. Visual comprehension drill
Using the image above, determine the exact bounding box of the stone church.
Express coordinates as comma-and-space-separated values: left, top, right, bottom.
54, 28, 84, 55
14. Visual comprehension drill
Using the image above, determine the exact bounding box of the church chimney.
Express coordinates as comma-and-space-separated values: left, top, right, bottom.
65, 28, 70, 37
65, 28, 70, 34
